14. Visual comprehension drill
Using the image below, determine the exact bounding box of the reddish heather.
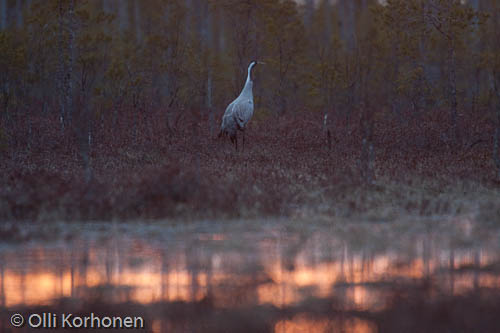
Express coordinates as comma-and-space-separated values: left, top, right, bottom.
1, 107, 498, 222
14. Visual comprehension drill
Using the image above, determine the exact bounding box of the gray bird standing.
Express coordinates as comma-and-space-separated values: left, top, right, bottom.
218, 61, 262, 151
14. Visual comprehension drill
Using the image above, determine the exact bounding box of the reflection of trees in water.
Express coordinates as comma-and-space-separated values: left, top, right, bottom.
3, 284, 499, 333
450, 248, 455, 294
423, 236, 431, 277
1, 223, 500, 332
473, 250, 480, 290
374, 284, 500, 333
0, 257, 4, 307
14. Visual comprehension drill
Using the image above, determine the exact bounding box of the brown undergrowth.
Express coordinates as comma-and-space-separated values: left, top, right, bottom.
1, 108, 499, 222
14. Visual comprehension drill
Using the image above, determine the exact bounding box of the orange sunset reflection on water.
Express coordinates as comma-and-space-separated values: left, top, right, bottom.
1, 221, 500, 332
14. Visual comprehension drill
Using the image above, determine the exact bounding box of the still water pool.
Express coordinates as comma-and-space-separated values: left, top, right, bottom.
1, 217, 499, 332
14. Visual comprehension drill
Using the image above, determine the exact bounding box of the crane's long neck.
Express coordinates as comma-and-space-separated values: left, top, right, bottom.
239, 65, 254, 98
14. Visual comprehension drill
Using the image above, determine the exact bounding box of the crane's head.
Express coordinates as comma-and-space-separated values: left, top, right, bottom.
247, 61, 264, 81
248, 61, 265, 80
249, 61, 265, 70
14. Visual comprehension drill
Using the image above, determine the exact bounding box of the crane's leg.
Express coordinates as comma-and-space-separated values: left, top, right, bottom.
242, 129, 245, 152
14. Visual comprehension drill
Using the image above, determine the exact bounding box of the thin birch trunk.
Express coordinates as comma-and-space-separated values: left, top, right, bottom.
57, 0, 66, 132
207, 70, 214, 137
66, 0, 75, 125
449, 39, 458, 142
493, 73, 500, 179
323, 111, 331, 151
494, 122, 500, 179
81, 100, 92, 183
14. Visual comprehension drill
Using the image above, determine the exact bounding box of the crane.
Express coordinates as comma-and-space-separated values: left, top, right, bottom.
218, 61, 263, 151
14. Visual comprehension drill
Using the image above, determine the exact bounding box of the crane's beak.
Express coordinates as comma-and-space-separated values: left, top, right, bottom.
257, 61, 266, 65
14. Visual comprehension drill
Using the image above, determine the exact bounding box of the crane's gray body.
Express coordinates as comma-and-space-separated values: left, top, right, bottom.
219, 62, 257, 150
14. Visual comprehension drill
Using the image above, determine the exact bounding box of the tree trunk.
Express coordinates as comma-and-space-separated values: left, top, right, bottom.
0, 0, 6, 30
323, 111, 331, 151
339, 0, 356, 51
469, 0, 479, 10
56, 0, 75, 130
207, 70, 214, 137
132, 94, 139, 144
119, 0, 128, 31
359, 102, 374, 184
66, 0, 75, 125
80, 101, 93, 183
494, 120, 500, 180
57, 0, 66, 132
448, 40, 458, 142
493, 74, 500, 179
361, 137, 374, 184
192, 109, 201, 185
134, 0, 142, 41
16, 0, 23, 28
304, 0, 314, 28
202, 0, 213, 137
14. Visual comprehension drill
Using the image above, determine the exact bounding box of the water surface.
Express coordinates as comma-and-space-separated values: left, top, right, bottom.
1, 217, 499, 332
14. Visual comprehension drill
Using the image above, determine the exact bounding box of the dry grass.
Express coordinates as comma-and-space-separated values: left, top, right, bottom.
1, 108, 499, 222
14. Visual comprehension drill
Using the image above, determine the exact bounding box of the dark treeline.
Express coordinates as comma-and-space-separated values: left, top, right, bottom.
1, 0, 500, 221
1, 0, 500, 152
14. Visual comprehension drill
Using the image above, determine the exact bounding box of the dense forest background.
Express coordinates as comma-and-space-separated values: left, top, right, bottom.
1, 0, 500, 221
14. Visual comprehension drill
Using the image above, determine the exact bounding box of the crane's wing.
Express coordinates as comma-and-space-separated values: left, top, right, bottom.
220, 100, 238, 136
232, 99, 254, 129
